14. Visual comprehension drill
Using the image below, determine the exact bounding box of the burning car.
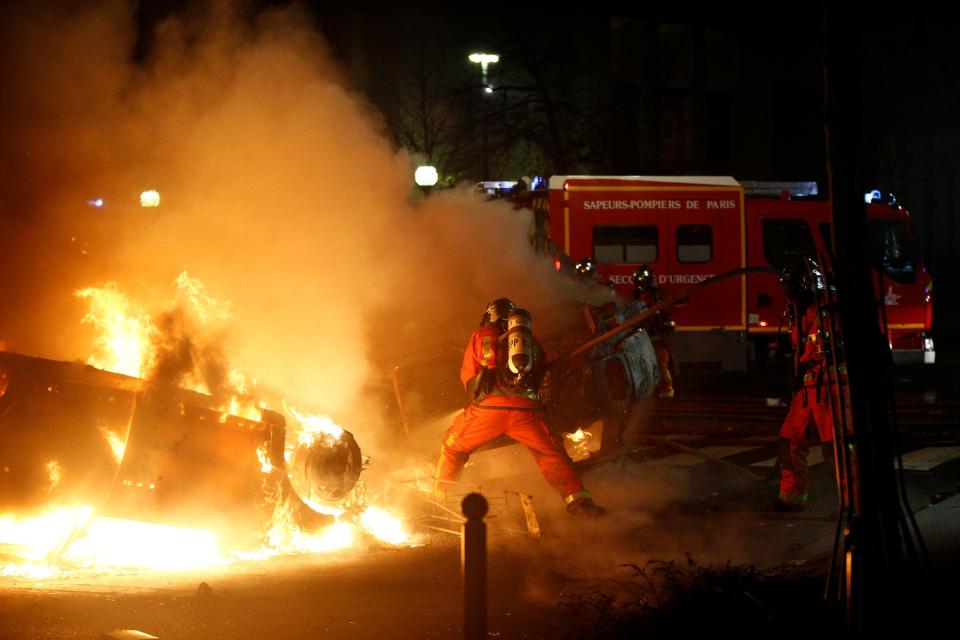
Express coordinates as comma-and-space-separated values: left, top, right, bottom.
0, 350, 380, 574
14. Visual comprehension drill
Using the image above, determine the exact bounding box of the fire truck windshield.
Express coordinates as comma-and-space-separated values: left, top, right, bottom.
869, 219, 919, 284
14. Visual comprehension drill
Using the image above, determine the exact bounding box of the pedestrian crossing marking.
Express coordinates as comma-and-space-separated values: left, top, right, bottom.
899, 447, 960, 471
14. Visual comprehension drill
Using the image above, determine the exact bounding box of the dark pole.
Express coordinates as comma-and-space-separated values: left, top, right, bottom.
461, 492, 488, 640
822, 5, 924, 635
481, 113, 490, 180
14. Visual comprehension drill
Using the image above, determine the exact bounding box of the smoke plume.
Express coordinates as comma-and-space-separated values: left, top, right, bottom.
0, 1, 596, 461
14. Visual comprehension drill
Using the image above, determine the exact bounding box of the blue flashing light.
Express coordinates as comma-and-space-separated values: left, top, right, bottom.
864, 189, 898, 205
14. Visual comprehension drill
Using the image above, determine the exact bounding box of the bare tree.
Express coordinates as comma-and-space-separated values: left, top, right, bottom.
380, 46, 480, 185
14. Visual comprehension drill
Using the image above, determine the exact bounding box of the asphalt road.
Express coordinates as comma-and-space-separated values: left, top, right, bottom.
3, 432, 958, 640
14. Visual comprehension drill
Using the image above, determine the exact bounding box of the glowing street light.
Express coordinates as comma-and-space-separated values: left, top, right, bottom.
414, 165, 438, 197
468, 52, 499, 92
139, 189, 160, 208
414, 165, 439, 187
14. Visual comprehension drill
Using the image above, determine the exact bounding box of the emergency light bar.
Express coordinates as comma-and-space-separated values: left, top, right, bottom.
864, 189, 897, 205
481, 180, 517, 190
472, 181, 517, 198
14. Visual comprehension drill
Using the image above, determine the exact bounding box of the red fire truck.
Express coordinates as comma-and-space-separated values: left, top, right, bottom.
507, 175, 933, 370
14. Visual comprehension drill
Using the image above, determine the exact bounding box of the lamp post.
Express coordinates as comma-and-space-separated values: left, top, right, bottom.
414, 165, 439, 198
468, 53, 499, 179
468, 52, 499, 93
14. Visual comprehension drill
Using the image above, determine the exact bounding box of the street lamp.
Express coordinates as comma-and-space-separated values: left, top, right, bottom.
468, 53, 499, 179
468, 52, 499, 93
415, 165, 439, 197
140, 189, 160, 208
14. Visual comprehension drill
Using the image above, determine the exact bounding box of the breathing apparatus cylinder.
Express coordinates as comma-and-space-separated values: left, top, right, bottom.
506, 309, 534, 375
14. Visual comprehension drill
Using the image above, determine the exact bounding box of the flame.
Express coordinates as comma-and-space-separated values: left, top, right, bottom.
98, 426, 127, 463
287, 406, 344, 445
263, 513, 355, 557
45, 460, 62, 493
76, 277, 264, 423
564, 426, 598, 462
0, 507, 227, 575
2, 445, 413, 579
358, 506, 410, 545
256, 443, 273, 474
0, 506, 92, 565
0, 502, 411, 577
173, 271, 231, 324
218, 367, 262, 421
61, 517, 225, 571
252, 502, 410, 559
76, 283, 155, 378
0, 279, 415, 580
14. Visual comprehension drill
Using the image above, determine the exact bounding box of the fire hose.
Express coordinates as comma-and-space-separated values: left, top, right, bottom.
548, 266, 781, 370
547, 266, 781, 481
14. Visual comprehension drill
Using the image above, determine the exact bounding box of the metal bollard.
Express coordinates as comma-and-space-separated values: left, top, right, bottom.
461, 492, 488, 640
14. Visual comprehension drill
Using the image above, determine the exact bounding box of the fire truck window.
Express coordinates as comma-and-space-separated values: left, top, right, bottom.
762, 219, 815, 270
676, 224, 713, 263
868, 220, 918, 284
593, 225, 658, 263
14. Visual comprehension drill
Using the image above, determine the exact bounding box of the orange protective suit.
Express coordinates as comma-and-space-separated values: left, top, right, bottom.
778, 304, 838, 505
434, 326, 589, 504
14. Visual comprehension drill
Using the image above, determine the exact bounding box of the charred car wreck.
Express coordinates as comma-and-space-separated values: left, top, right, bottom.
0, 351, 363, 554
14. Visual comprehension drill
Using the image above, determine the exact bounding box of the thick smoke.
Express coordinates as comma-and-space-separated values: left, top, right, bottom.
0, 2, 596, 457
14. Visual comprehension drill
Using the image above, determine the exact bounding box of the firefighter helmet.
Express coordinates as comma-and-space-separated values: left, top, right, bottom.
778, 268, 803, 301
631, 265, 655, 292
574, 258, 597, 277
779, 262, 824, 305
481, 298, 516, 328
805, 257, 826, 293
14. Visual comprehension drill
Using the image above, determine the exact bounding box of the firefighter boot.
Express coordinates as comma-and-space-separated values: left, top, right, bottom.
567, 497, 607, 518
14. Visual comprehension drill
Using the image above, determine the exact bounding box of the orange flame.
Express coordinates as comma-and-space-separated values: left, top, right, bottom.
76, 276, 264, 422
1, 498, 411, 578
0, 280, 414, 580
45, 460, 62, 494
358, 506, 410, 545
0, 507, 226, 576
286, 406, 344, 446
564, 426, 599, 462
256, 443, 273, 474
62, 517, 225, 571
97, 426, 126, 463
76, 284, 154, 378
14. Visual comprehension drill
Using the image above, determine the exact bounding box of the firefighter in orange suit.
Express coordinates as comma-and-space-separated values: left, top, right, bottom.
631, 265, 675, 398
775, 267, 838, 510
435, 298, 606, 517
